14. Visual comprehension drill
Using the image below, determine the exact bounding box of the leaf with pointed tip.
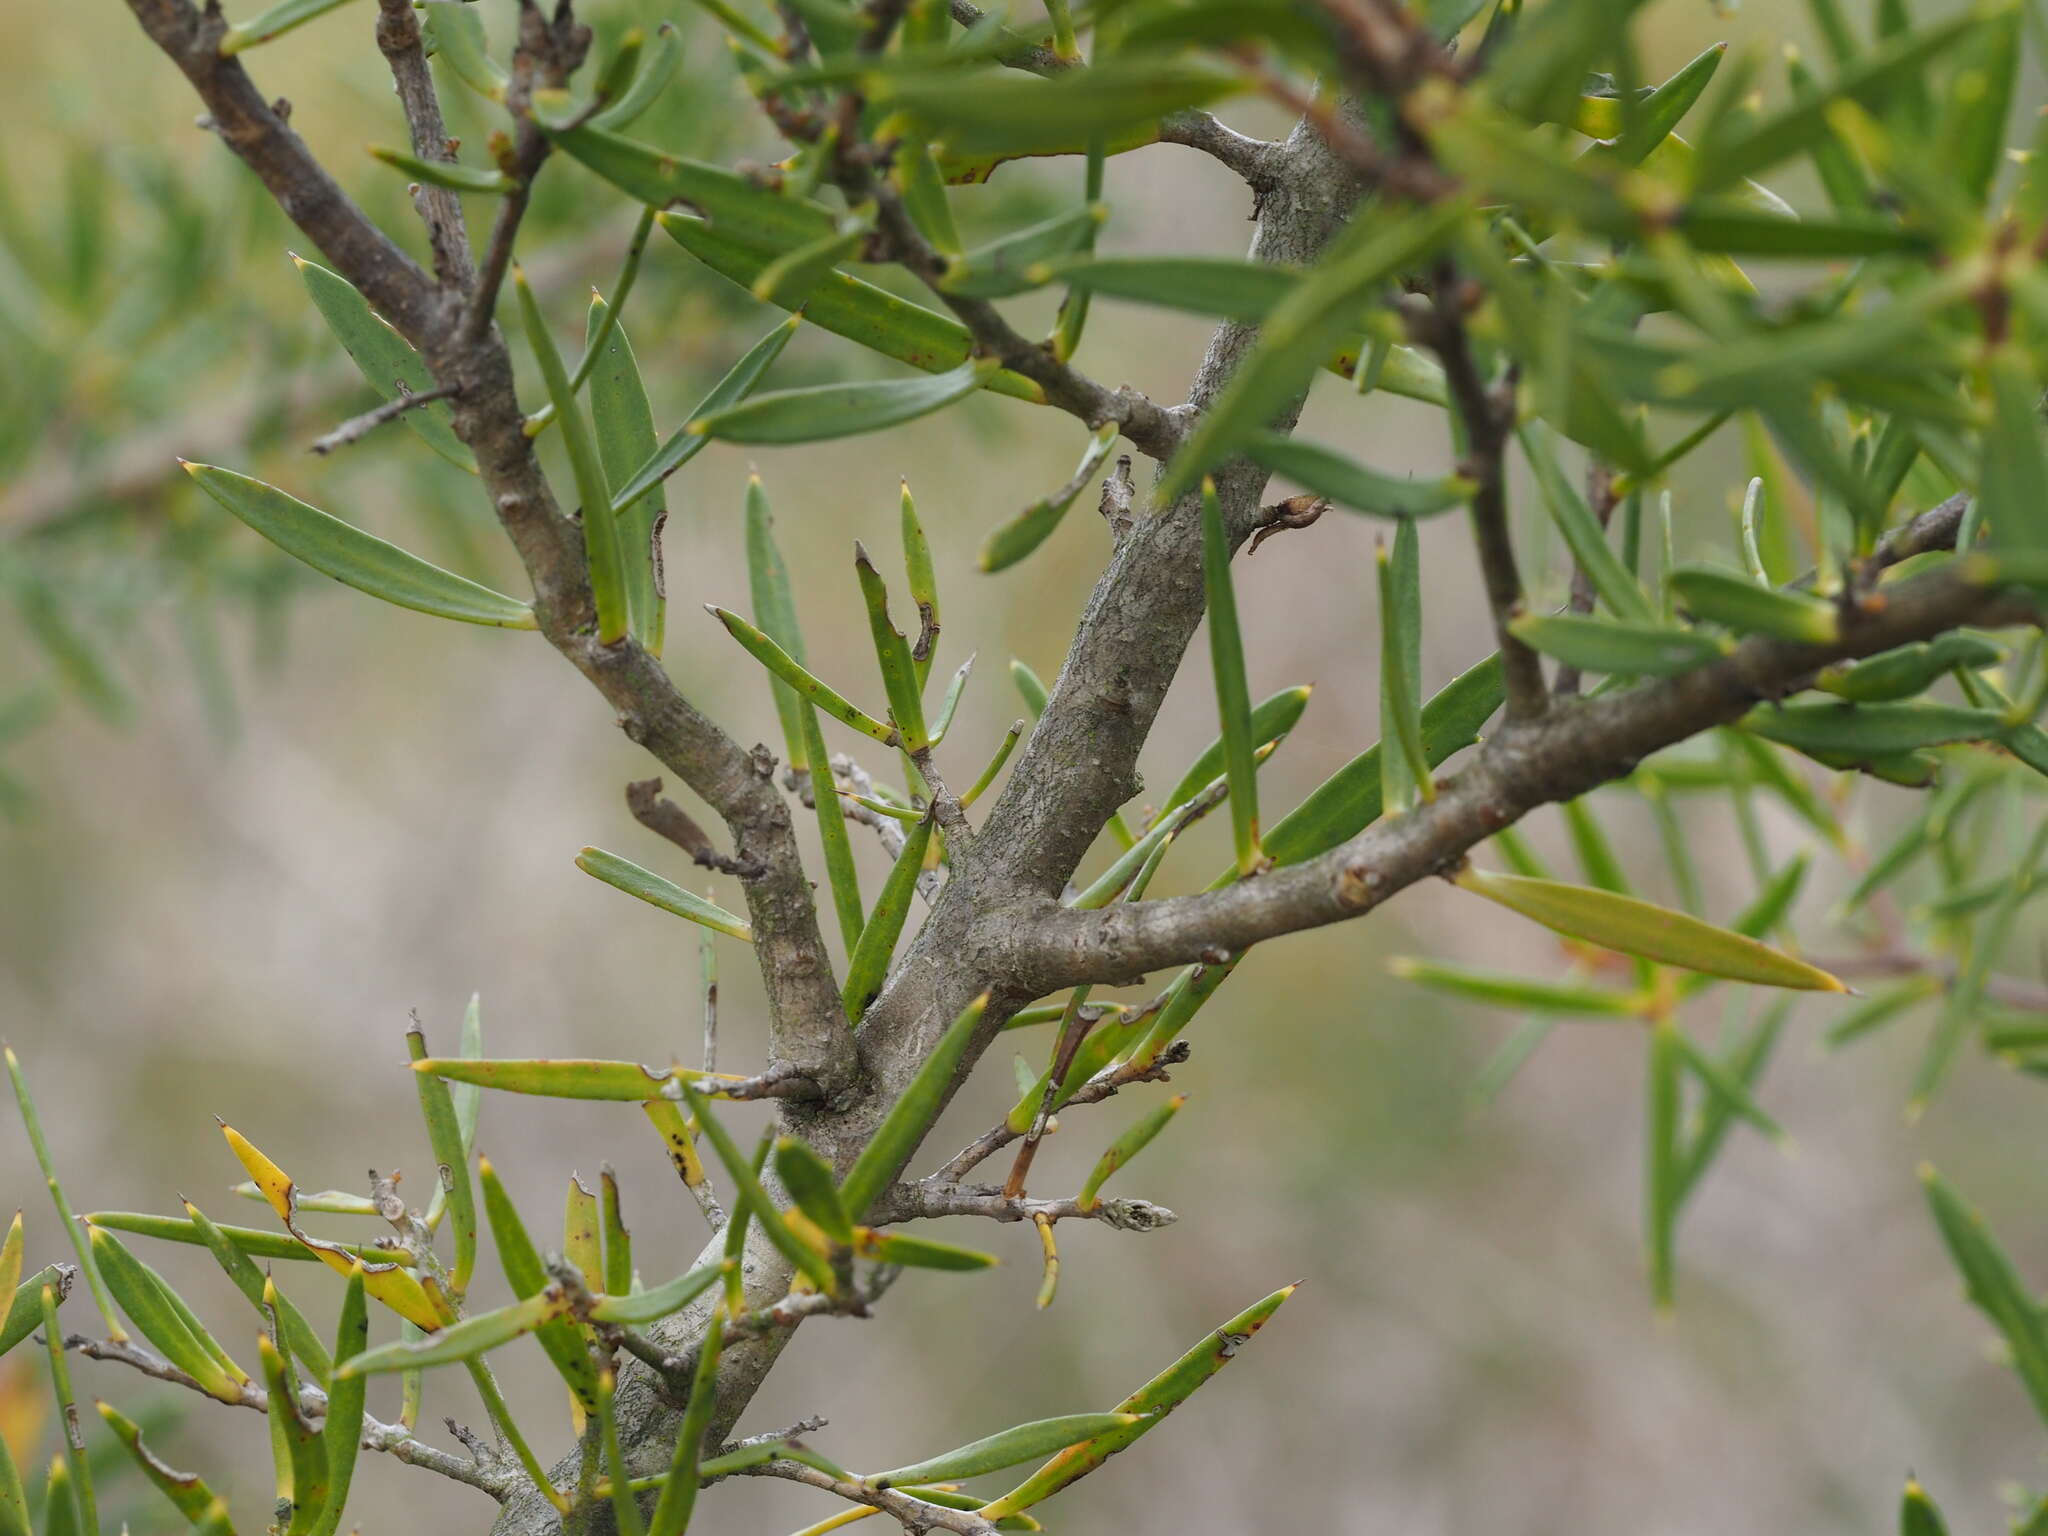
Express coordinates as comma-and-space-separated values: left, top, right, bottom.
294, 256, 473, 469
184, 464, 534, 629
676, 1082, 838, 1295
586, 297, 668, 654
414, 1054, 730, 1101
661, 215, 1044, 402
97, 1400, 235, 1533
691, 359, 995, 444
850, 1228, 997, 1271
220, 0, 360, 53
87, 1227, 245, 1402
576, 848, 754, 941
367, 145, 517, 194
541, 119, 836, 250
842, 815, 936, 1022
182, 1200, 330, 1385
876, 60, 1240, 157
1387, 956, 1641, 1017
854, 544, 928, 749
338, 1289, 566, 1377
306, 1266, 365, 1536
1077, 1095, 1186, 1211
981, 425, 1120, 572
1244, 434, 1471, 520
1667, 566, 1839, 643
873, 1414, 1144, 1490
1201, 478, 1260, 873
476, 1158, 600, 1412
709, 606, 898, 745
586, 1261, 722, 1327
940, 204, 1104, 297
594, 22, 683, 130
841, 992, 988, 1220
980, 1284, 1296, 1518
1743, 701, 2009, 759
1453, 867, 1847, 991
1923, 1165, 2048, 1427
1509, 613, 1727, 677
775, 1137, 854, 1247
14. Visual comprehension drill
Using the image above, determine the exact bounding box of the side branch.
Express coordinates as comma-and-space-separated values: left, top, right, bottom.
119, 0, 443, 340
992, 560, 2040, 988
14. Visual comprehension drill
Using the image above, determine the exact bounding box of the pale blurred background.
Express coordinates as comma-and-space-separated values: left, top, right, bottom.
4, 1, 2047, 1532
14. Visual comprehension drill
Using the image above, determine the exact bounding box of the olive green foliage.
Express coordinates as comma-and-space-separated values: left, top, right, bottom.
11, 0, 2048, 1533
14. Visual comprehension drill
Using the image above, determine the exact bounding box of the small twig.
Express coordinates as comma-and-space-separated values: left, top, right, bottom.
64, 1334, 512, 1498
1245, 493, 1329, 556
1806, 948, 2048, 1013
1552, 460, 1620, 696
309, 383, 462, 456
869, 1184, 1177, 1230
739, 1458, 1002, 1536
1422, 272, 1547, 718
373, 0, 474, 287
717, 1416, 829, 1457
626, 778, 766, 878
723, 1265, 901, 1343
717, 1062, 825, 1102
828, 755, 946, 903
928, 1041, 1189, 1185
1098, 454, 1136, 545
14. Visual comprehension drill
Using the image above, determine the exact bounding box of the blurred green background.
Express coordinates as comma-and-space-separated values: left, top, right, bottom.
4, 1, 2048, 1531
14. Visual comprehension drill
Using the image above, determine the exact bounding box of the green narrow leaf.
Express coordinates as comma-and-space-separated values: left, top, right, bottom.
979, 1283, 1296, 1519
1157, 200, 1466, 502
306, 1267, 365, 1536
877, 60, 1238, 158
646, 1309, 724, 1536
677, 1082, 837, 1295
418, 0, 506, 100
841, 814, 935, 1022
1453, 867, 1848, 992
873, 1414, 1144, 1490
81, 1212, 384, 1265
1243, 433, 1472, 520
476, 1157, 599, 1414
743, 472, 808, 758
980, 424, 1119, 572
1388, 956, 1641, 1017
1520, 421, 1654, 623
367, 145, 518, 194
219, 0, 359, 53
901, 480, 940, 693
39, 1457, 77, 1536
37, 1285, 95, 1536
690, 358, 994, 445
542, 119, 836, 249
183, 464, 536, 629
6, 1048, 124, 1341
515, 268, 629, 645
850, 1228, 996, 1271
1675, 1000, 1789, 1205
293, 255, 473, 470
1156, 686, 1311, 825
940, 204, 1104, 297
660, 215, 1043, 403
1899, 1478, 1949, 1536
1510, 613, 1727, 677
586, 1261, 721, 1327
1076, 1095, 1186, 1211
599, 1168, 632, 1298
563, 1176, 602, 1293
1980, 344, 2048, 550
1201, 478, 1260, 874
593, 21, 681, 131
773, 1137, 854, 1246
708, 606, 899, 745
840, 992, 988, 1221
258, 1332, 329, 1534
182, 1200, 329, 1386
595, 1369, 648, 1536
337, 1289, 566, 1376
613, 317, 800, 511
1378, 520, 1432, 816
1667, 565, 1839, 643
97, 1400, 235, 1534
1646, 1021, 1681, 1308
1743, 701, 2009, 760
1922, 1165, 2048, 1427
414, 1055, 727, 1102
405, 1024, 477, 1299
854, 542, 929, 750
586, 296, 668, 654
1260, 651, 1503, 867
1816, 633, 2005, 701
576, 848, 754, 941
87, 1227, 244, 1402
1041, 254, 1299, 322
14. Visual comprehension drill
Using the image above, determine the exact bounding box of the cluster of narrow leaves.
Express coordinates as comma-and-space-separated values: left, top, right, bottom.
29, 0, 2048, 1526
2, 986, 1293, 1533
